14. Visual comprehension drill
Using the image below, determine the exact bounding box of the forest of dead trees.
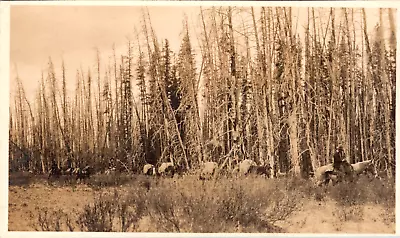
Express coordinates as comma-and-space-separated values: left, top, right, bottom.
9, 7, 396, 179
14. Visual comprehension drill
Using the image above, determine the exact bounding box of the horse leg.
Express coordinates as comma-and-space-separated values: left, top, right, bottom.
330, 172, 342, 186
324, 173, 331, 185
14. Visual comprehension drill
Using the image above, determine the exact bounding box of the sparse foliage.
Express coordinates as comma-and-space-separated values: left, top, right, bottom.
9, 6, 396, 233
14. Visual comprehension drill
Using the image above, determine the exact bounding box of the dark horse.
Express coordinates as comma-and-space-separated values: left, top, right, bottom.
48, 160, 62, 180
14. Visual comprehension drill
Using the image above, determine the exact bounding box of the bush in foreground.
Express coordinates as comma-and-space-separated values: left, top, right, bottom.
33, 175, 395, 232
327, 176, 395, 208
35, 176, 302, 232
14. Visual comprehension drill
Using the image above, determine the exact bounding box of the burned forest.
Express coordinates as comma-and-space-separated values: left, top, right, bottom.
8, 6, 396, 233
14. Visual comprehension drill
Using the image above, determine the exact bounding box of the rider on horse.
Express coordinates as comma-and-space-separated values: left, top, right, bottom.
333, 145, 346, 171
332, 145, 354, 181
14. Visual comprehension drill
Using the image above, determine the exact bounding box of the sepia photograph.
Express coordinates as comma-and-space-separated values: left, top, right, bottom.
1, 0, 397, 235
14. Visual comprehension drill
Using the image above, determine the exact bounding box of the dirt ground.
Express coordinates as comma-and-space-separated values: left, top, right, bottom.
277, 198, 395, 233
8, 184, 94, 231
8, 175, 395, 233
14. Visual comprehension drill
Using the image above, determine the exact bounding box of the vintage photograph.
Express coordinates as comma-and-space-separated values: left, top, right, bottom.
5, 2, 396, 234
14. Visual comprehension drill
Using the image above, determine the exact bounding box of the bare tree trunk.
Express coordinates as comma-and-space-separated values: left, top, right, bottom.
378, 9, 394, 178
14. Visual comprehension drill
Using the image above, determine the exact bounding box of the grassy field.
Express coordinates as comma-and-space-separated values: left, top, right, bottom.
8, 172, 395, 233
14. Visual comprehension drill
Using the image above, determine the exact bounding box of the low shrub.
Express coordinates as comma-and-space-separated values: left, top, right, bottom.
77, 192, 116, 232
86, 173, 133, 188
142, 176, 297, 232
36, 176, 299, 232
327, 176, 395, 207
35, 207, 75, 231
33, 174, 394, 232
77, 189, 146, 232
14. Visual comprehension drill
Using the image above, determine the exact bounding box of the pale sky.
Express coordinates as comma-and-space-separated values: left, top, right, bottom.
8, 4, 390, 105
10, 5, 201, 103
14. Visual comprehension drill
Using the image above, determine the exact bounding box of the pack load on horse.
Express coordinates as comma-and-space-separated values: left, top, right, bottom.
158, 162, 175, 178
199, 161, 218, 180
352, 159, 375, 177
73, 165, 94, 181
143, 164, 157, 176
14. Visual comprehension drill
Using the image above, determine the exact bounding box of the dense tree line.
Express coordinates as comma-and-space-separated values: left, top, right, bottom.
9, 7, 396, 178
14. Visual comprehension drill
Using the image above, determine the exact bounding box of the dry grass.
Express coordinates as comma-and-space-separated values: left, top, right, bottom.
8, 172, 396, 233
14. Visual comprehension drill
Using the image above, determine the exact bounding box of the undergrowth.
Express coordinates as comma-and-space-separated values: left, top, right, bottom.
32, 174, 395, 232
